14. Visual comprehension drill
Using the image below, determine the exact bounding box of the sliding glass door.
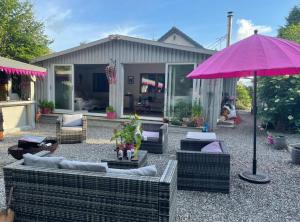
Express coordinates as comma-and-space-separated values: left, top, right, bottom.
54, 65, 74, 112
164, 63, 199, 118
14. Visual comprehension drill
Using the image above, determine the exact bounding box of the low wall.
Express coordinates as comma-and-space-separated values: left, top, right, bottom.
0, 101, 35, 133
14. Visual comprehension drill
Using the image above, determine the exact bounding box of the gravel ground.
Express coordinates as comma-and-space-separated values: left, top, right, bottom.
0, 112, 300, 221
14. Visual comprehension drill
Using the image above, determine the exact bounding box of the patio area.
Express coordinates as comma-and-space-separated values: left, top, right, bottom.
0, 111, 300, 221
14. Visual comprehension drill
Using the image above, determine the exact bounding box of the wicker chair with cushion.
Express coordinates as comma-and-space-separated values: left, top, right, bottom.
4, 151, 177, 222
56, 114, 87, 144
177, 139, 230, 193
140, 123, 168, 154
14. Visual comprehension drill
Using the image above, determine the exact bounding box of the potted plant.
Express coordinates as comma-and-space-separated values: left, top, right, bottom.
192, 102, 204, 127
111, 115, 142, 160
38, 100, 54, 114
106, 106, 116, 119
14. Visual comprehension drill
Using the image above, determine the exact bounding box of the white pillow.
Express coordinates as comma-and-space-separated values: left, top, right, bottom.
63, 114, 83, 127
23, 153, 65, 169
107, 165, 157, 177
59, 160, 107, 172
201, 142, 222, 153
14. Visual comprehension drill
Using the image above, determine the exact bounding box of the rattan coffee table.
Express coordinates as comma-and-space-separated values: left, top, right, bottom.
101, 150, 148, 169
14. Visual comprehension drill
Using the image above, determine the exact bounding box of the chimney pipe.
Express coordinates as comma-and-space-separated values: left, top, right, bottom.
226, 11, 233, 47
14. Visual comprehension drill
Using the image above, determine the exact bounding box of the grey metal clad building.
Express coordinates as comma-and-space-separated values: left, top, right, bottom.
32, 27, 232, 128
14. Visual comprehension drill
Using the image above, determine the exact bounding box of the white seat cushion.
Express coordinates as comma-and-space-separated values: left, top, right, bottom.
142, 131, 159, 141
63, 114, 83, 127
61, 126, 82, 132
23, 153, 65, 168
107, 165, 157, 177
186, 132, 217, 140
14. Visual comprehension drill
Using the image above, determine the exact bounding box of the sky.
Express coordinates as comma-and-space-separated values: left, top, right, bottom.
31, 0, 299, 52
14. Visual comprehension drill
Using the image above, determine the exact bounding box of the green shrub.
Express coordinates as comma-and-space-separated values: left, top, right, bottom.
173, 99, 192, 120
236, 83, 252, 110
38, 100, 54, 111
106, 106, 115, 112
258, 75, 300, 131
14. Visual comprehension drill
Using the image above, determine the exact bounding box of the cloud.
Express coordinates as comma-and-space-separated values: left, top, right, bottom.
99, 25, 142, 38
32, 1, 144, 51
237, 19, 272, 40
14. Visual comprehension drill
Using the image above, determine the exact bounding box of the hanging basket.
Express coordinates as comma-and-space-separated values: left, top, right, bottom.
105, 63, 116, 84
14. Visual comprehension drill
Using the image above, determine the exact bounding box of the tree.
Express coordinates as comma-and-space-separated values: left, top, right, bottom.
0, 0, 51, 62
258, 5, 300, 131
278, 5, 300, 42
236, 83, 252, 110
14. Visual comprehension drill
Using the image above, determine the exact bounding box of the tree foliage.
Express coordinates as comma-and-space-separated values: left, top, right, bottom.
258, 5, 300, 131
278, 5, 300, 43
236, 83, 252, 110
258, 76, 300, 131
0, 0, 51, 62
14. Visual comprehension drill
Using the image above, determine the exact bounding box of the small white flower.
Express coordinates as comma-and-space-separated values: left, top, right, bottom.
290, 98, 295, 101
288, 115, 294, 120
275, 99, 280, 103
264, 108, 268, 111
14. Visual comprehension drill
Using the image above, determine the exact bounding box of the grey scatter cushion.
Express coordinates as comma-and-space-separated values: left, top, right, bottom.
63, 114, 83, 127
23, 153, 65, 169
107, 165, 157, 177
59, 160, 108, 172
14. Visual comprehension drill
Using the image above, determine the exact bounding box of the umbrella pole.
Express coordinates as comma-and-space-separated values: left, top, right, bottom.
253, 71, 257, 175
239, 71, 270, 184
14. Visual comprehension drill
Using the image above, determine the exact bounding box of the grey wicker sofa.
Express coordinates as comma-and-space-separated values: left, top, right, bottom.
177, 139, 230, 193
4, 151, 177, 222
140, 123, 168, 154
56, 114, 87, 144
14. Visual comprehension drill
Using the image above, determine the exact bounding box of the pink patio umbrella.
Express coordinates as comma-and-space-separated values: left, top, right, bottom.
187, 30, 300, 184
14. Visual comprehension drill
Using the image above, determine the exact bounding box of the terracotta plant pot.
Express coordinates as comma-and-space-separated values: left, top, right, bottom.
0, 131, 4, 141
41, 108, 51, 114
106, 111, 116, 119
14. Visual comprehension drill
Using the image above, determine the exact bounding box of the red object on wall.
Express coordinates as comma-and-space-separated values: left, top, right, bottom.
106, 112, 116, 120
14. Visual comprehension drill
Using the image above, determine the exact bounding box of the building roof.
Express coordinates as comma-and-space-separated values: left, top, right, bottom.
0, 56, 47, 76
158, 26, 204, 49
32, 34, 214, 63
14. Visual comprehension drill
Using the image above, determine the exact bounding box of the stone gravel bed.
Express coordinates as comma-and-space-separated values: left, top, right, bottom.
0, 112, 300, 221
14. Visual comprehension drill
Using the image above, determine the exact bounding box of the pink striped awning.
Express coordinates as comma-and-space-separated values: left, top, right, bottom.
0, 56, 47, 77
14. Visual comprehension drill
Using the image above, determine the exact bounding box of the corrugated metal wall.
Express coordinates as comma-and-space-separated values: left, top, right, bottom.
35, 39, 222, 128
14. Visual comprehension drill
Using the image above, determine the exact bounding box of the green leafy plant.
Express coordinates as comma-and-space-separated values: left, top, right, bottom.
38, 100, 54, 111
106, 106, 115, 113
173, 99, 192, 120
170, 118, 182, 126
192, 102, 202, 118
111, 115, 142, 148
258, 75, 300, 131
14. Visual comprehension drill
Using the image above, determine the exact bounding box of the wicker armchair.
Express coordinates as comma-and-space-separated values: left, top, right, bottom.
140, 123, 168, 154
56, 114, 87, 144
177, 139, 230, 193
4, 151, 177, 222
